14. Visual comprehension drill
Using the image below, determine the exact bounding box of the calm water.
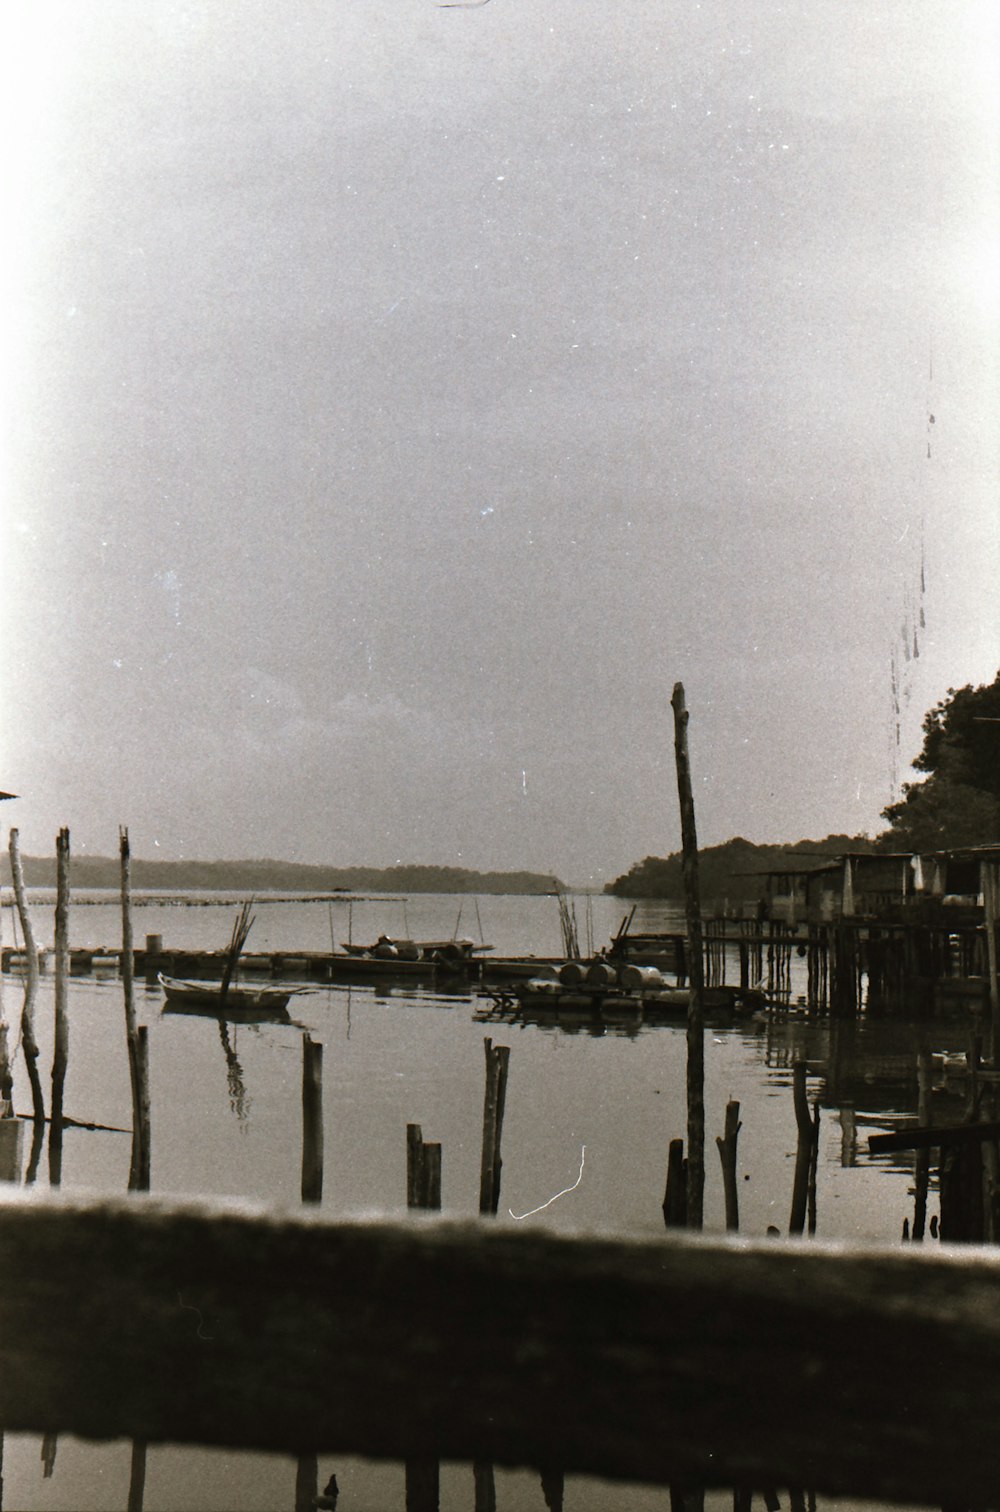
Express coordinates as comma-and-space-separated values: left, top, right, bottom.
0, 891, 964, 1511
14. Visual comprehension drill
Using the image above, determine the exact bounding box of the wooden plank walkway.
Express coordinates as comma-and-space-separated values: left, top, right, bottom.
2, 1191, 1000, 1505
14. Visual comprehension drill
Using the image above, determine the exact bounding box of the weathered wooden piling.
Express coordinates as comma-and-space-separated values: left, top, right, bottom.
663, 1138, 688, 1229
671, 682, 705, 1230
48, 828, 70, 1187
8, 828, 44, 1123
405, 1123, 442, 1512
479, 1038, 510, 1216
716, 1102, 742, 1232
407, 1125, 442, 1213
788, 1061, 817, 1236
301, 1036, 324, 1205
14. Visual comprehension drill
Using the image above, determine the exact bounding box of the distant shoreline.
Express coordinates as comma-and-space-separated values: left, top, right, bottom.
0, 857, 566, 896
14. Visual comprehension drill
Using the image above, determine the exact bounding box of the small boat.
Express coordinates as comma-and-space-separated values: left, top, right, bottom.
329, 936, 489, 981
158, 972, 295, 1020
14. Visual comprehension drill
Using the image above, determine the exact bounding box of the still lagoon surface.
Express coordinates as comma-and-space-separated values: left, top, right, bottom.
0, 891, 968, 1511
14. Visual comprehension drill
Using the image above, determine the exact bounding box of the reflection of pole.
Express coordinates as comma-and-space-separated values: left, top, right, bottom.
8, 828, 44, 1124
671, 683, 705, 1230
49, 829, 71, 1187
127, 1439, 147, 1512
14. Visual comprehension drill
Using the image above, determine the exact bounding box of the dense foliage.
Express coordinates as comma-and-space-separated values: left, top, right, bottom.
880, 670, 1000, 850
605, 836, 872, 901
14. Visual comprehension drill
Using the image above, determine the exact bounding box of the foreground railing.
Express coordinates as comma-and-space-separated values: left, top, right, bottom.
1, 1189, 998, 1506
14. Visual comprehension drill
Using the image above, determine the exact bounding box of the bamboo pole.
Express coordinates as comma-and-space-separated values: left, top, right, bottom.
301, 1036, 324, 1205
8, 828, 44, 1124
120, 828, 146, 1191
49, 828, 70, 1187
715, 1101, 742, 1232
671, 682, 705, 1229
479, 1038, 510, 1216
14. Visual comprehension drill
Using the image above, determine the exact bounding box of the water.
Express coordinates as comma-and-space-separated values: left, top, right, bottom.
0, 892, 958, 1510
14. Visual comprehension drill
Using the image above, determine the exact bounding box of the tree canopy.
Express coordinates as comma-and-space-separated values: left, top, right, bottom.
880, 670, 1000, 850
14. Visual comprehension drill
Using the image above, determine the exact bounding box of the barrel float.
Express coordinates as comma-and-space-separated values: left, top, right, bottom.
559, 961, 588, 986
620, 964, 664, 991
585, 960, 618, 987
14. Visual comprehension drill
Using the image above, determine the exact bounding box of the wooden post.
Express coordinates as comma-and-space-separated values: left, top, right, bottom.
301, 1036, 324, 1205
136, 1027, 151, 1192
407, 1125, 442, 1213
789, 1060, 815, 1236
662, 1138, 687, 1229
479, 1038, 510, 1216
120, 828, 146, 1191
715, 1101, 742, 1232
49, 828, 70, 1187
405, 1123, 442, 1511
671, 682, 705, 1229
8, 828, 45, 1124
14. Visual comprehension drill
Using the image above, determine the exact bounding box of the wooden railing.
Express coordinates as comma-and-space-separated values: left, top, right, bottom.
2, 1190, 1000, 1506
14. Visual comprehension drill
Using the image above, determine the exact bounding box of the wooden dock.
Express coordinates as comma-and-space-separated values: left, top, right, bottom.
3, 1190, 1000, 1507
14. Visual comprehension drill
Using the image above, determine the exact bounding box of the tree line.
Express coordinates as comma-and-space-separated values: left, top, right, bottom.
606, 670, 1000, 899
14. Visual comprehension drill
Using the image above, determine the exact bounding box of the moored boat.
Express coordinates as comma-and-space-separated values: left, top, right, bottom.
158, 972, 296, 1020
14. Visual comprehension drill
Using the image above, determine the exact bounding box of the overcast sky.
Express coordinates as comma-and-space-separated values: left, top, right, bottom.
2, 1, 998, 883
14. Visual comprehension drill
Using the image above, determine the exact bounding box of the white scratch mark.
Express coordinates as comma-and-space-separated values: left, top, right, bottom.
509, 1145, 586, 1219
177, 1290, 213, 1340
521, 769, 527, 795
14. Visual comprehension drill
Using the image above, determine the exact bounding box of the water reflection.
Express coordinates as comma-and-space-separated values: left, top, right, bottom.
218, 1021, 250, 1123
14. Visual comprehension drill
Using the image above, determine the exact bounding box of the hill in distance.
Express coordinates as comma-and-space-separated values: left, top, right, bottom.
0, 854, 564, 896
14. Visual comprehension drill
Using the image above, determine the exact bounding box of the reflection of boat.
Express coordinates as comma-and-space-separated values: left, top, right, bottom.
158, 973, 295, 1021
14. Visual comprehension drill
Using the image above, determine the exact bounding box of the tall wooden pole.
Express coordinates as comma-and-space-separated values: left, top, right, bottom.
49, 828, 71, 1187
671, 683, 705, 1229
120, 828, 146, 1191
479, 1039, 510, 1217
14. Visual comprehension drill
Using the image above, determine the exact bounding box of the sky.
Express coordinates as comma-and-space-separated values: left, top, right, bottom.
1, 0, 998, 884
